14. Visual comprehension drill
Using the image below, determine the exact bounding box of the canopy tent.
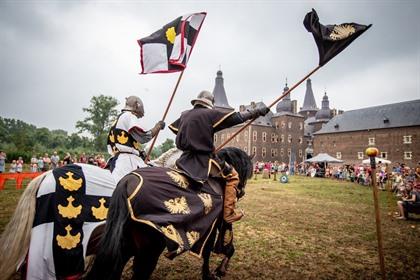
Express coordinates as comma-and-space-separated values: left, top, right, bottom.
305, 153, 343, 163
362, 157, 391, 165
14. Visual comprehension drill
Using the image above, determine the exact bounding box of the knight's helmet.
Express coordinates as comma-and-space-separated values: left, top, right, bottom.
124, 96, 144, 117
191, 90, 214, 109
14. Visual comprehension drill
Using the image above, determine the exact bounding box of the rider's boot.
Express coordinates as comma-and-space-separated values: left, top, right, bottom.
222, 165, 243, 223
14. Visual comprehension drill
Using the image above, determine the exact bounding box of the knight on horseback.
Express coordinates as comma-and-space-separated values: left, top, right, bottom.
107, 95, 165, 183
169, 90, 270, 223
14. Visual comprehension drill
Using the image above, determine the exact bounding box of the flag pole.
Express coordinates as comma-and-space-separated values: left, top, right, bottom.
216, 65, 321, 152
146, 70, 185, 161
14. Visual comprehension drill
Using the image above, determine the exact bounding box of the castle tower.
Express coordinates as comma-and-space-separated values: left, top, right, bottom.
213, 70, 234, 113
299, 79, 318, 119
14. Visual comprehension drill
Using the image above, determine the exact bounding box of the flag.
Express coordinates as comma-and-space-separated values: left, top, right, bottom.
138, 12, 206, 74
304, 9, 371, 66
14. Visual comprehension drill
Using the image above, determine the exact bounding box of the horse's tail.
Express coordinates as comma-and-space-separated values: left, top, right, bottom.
0, 172, 49, 280
86, 174, 134, 280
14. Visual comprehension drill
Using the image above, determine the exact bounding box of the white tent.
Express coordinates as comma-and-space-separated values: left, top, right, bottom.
305, 153, 343, 163
362, 157, 391, 165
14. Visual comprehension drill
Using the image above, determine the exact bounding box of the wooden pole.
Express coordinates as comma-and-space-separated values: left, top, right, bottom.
367, 148, 386, 280
215, 65, 321, 152
146, 70, 185, 161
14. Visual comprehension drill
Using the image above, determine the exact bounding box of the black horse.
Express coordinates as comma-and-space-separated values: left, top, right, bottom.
86, 147, 253, 280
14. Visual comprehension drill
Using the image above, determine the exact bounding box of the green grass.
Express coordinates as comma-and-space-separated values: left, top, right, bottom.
1, 176, 419, 279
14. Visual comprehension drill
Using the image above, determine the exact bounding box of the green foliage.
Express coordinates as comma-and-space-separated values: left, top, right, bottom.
76, 95, 119, 152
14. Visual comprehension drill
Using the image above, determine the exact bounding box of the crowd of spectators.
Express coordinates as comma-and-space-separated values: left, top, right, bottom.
0, 151, 107, 173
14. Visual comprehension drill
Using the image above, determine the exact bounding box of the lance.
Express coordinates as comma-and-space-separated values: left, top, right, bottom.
145, 70, 185, 161
216, 65, 321, 151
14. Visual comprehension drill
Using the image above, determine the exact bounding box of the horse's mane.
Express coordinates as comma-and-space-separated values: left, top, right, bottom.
217, 147, 253, 198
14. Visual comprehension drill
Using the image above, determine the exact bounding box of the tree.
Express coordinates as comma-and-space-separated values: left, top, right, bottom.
76, 95, 119, 151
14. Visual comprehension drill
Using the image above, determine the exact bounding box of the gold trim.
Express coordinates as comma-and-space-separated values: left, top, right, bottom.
212, 111, 236, 128
168, 124, 179, 132
207, 159, 221, 177
188, 218, 218, 259
91, 198, 108, 220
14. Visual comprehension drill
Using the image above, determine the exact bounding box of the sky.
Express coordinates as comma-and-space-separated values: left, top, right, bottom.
0, 0, 419, 147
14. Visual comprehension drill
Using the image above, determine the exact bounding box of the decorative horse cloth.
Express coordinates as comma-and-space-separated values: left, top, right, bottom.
127, 167, 224, 259
28, 164, 114, 279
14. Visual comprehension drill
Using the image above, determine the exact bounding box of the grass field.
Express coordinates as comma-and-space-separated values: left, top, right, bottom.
1, 175, 419, 279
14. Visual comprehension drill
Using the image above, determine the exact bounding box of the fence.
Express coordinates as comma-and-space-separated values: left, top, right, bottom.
0, 172, 43, 190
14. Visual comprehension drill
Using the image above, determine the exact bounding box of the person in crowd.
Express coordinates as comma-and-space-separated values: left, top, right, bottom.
37, 156, 44, 172
396, 181, 420, 220
79, 152, 87, 164
42, 153, 51, 171
16, 157, 24, 173
50, 151, 60, 169
9, 160, 17, 173
107, 95, 165, 183
30, 155, 37, 167
63, 152, 73, 165
0, 151, 6, 173
169, 90, 270, 223
30, 162, 38, 173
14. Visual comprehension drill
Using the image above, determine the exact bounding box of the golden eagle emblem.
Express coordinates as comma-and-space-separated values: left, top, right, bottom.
59, 172, 83, 191
197, 193, 212, 215
56, 225, 81, 250
91, 198, 108, 220
167, 171, 189, 189
117, 131, 129, 144
330, 24, 356, 41
166, 27, 176, 44
58, 196, 82, 219
187, 231, 200, 246
160, 224, 184, 246
164, 196, 191, 214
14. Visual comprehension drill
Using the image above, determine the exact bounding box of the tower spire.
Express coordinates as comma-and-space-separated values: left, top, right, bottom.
213, 69, 234, 112
299, 78, 318, 119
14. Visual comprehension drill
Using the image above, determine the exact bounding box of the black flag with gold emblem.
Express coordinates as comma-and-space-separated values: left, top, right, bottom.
304, 9, 372, 66
138, 12, 206, 74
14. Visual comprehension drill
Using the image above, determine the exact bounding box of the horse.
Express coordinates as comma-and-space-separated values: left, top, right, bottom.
0, 147, 252, 280
0, 149, 180, 280
86, 147, 253, 280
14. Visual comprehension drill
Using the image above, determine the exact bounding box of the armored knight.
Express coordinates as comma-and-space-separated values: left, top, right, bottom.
107, 96, 165, 183
169, 90, 269, 223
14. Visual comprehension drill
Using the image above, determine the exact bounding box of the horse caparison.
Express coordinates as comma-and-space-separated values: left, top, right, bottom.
86, 147, 253, 280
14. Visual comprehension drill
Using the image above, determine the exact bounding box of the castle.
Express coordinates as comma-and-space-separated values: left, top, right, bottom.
212, 70, 420, 166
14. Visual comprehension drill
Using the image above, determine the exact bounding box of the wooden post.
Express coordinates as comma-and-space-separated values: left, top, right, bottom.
216, 65, 321, 152
366, 147, 386, 280
146, 70, 185, 161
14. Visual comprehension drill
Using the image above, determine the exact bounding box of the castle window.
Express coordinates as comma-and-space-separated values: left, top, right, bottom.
287, 148, 291, 156
262, 132, 267, 142
281, 122, 286, 129
299, 137, 303, 144
404, 151, 412, 160
280, 148, 284, 156
252, 146, 257, 156
288, 135, 292, 143
214, 134, 218, 143
271, 133, 276, 143
299, 149, 302, 157
403, 135, 412, 144
358, 152, 364, 159
299, 122, 303, 130
281, 134, 285, 143
271, 149, 277, 157
288, 122, 292, 129
262, 147, 266, 158
253, 131, 257, 142
275, 121, 279, 129
244, 146, 248, 153
368, 137, 375, 145
221, 134, 225, 142
381, 152, 387, 159
336, 152, 342, 159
